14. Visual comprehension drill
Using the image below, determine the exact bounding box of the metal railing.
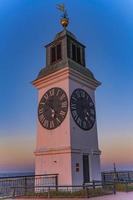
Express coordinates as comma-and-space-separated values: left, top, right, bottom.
1, 172, 133, 198
0, 174, 58, 198
102, 170, 133, 182
11, 181, 116, 198
0, 178, 116, 198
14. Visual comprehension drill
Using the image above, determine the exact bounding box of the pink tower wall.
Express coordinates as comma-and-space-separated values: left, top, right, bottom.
69, 74, 101, 185
36, 78, 70, 150
34, 71, 73, 185
33, 67, 101, 186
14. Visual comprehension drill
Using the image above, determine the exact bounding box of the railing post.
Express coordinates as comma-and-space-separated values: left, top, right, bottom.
128, 172, 130, 181
48, 186, 50, 198
12, 187, 15, 198
92, 180, 95, 189
85, 186, 89, 198
125, 181, 128, 192
82, 183, 85, 190
24, 177, 27, 196
113, 181, 116, 194
55, 175, 58, 191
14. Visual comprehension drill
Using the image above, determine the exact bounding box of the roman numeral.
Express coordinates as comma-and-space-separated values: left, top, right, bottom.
75, 90, 80, 98
49, 88, 54, 96
60, 93, 65, 101
89, 102, 94, 107
80, 90, 85, 98
76, 117, 82, 126
44, 93, 49, 100
90, 108, 95, 115
83, 121, 87, 129
40, 102, 45, 105
43, 119, 49, 128
50, 121, 55, 129
90, 116, 95, 122
56, 89, 61, 96
61, 101, 67, 108
56, 117, 61, 124
39, 114, 45, 123
71, 103, 76, 110
71, 96, 77, 101
72, 110, 78, 120
38, 107, 43, 114
60, 110, 65, 118
87, 120, 92, 127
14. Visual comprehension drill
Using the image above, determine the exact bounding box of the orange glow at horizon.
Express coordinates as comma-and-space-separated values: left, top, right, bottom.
100, 132, 133, 169
1, 128, 133, 172
0, 133, 35, 171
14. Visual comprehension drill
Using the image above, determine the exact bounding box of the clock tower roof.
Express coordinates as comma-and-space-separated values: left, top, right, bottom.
45, 29, 85, 49
54, 29, 77, 41
33, 29, 100, 86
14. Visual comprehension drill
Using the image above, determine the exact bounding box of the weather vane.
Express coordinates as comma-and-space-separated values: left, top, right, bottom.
56, 4, 69, 29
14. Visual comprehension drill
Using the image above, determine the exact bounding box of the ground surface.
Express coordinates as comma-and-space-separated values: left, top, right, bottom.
9, 192, 133, 200
89, 192, 133, 199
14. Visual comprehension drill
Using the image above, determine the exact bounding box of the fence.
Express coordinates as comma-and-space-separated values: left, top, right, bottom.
0, 174, 58, 198
10, 181, 116, 198
102, 171, 133, 182
1, 172, 133, 198
0, 177, 116, 198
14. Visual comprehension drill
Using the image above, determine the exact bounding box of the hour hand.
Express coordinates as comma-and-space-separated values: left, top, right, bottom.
85, 112, 90, 121
51, 109, 55, 118
86, 112, 90, 116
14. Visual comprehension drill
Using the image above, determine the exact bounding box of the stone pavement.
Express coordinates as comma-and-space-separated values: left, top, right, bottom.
8, 192, 133, 200
88, 192, 133, 199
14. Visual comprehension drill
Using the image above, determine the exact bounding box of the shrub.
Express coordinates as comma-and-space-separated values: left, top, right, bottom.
23, 188, 113, 198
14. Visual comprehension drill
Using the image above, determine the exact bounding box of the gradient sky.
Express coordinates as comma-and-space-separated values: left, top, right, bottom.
0, 0, 133, 173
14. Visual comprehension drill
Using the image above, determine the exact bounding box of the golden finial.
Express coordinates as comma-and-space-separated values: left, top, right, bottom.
56, 4, 69, 29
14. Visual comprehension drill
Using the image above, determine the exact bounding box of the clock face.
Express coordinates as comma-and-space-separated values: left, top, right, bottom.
38, 87, 68, 130
70, 88, 96, 130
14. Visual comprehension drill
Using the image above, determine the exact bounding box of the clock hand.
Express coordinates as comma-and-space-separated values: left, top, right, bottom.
46, 102, 55, 112
84, 112, 90, 121
86, 112, 89, 116
51, 108, 55, 118
85, 116, 88, 121
44, 101, 55, 118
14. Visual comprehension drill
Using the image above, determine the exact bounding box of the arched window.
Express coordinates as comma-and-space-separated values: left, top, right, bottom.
51, 43, 62, 64
71, 42, 82, 64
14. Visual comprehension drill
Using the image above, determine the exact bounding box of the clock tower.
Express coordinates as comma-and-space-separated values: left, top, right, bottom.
32, 10, 101, 185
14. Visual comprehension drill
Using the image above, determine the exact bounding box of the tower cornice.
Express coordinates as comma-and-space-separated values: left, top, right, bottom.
32, 66, 101, 90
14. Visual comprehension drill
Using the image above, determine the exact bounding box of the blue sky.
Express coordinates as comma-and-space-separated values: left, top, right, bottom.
0, 0, 133, 172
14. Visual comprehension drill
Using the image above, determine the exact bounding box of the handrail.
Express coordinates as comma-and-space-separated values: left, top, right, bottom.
0, 173, 58, 179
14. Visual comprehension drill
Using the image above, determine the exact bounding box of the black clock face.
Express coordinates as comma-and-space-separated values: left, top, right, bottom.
38, 87, 68, 130
70, 88, 96, 130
